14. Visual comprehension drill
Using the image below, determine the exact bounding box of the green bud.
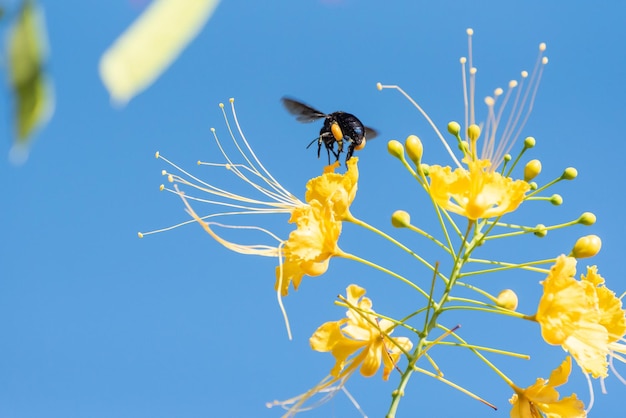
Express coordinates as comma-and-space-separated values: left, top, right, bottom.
562, 167, 578, 180
524, 136, 536, 148
550, 194, 563, 205
503, 154, 512, 163
571, 235, 602, 258
578, 212, 596, 226
387, 140, 404, 160
533, 224, 547, 237
405, 135, 423, 166
447, 121, 461, 136
391, 210, 411, 228
529, 181, 538, 190
524, 159, 542, 181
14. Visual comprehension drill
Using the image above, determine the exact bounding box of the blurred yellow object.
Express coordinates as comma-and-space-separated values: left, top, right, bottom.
7, 0, 53, 162
99, 0, 221, 105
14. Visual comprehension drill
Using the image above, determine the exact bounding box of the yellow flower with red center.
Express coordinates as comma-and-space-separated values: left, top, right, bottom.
535, 255, 626, 378
310, 284, 413, 380
509, 357, 585, 418
428, 158, 530, 220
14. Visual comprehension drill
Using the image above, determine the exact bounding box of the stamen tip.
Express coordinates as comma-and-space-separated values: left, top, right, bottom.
494, 87, 503, 96
509, 80, 518, 88
137, 232, 144, 238
466, 28, 474, 35
376, 82, 383, 91
155, 151, 160, 159
167, 174, 174, 182
219, 103, 224, 108
539, 42, 547, 52
521, 70, 528, 78
542, 57, 549, 65
210, 127, 216, 132
460, 57, 467, 64
161, 169, 167, 175
229, 98, 235, 103
159, 184, 164, 191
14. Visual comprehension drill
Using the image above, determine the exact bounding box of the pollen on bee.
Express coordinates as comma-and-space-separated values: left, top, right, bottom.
330, 122, 343, 141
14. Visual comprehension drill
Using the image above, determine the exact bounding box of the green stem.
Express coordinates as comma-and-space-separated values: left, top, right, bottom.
339, 251, 429, 300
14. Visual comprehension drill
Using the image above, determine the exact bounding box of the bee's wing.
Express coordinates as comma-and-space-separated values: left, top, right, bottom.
281, 97, 327, 123
364, 127, 378, 140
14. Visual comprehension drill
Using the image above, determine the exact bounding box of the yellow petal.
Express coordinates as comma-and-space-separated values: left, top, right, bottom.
99, 0, 220, 104
310, 320, 345, 352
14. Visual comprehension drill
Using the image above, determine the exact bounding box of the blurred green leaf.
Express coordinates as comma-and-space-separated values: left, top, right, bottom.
7, 0, 52, 147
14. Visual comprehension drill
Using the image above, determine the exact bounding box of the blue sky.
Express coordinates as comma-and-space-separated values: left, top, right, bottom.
2, 1, 626, 417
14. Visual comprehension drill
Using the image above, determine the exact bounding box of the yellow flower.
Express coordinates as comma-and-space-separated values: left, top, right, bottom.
509, 357, 586, 418
535, 255, 626, 378
310, 284, 413, 380
274, 158, 361, 295
143, 100, 360, 298
268, 285, 412, 415
379, 29, 547, 218
275, 201, 343, 296
304, 157, 359, 220
428, 158, 530, 220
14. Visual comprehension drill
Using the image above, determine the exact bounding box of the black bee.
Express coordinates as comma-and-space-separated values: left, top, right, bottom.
281, 97, 378, 164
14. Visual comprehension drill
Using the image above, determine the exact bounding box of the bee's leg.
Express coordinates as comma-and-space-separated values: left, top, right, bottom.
345, 142, 356, 162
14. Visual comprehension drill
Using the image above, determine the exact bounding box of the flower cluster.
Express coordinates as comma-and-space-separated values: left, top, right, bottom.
142, 29, 625, 418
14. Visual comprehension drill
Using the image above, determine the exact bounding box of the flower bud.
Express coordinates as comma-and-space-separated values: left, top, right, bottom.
572, 235, 602, 258
550, 194, 562, 206
447, 121, 461, 136
562, 167, 578, 180
496, 289, 518, 311
578, 212, 596, 226
523, 136, 536, 148
503, 154, 512, 163
533, 224, 547, 237
467, 124, 481, 141
405, 135, 423, 165
391, 210, 411, 228
524, 159, 542, 181
387, 140, 404, 160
